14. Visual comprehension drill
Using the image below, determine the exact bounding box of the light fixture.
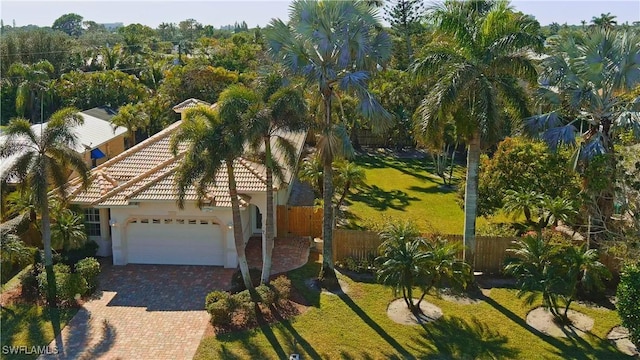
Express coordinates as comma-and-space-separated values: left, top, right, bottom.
227, 222, 233, 230
109, 219, 118, 227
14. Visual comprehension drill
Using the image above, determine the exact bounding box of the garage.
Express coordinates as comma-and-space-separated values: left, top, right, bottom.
125, 218, 224, 266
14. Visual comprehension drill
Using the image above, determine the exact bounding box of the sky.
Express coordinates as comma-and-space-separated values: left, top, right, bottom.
1, 0, 639, 29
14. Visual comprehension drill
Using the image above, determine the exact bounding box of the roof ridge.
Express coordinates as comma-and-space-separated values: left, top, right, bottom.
238, 157, 268, 185
90, 153, 184, 206
124, 159, 181, 200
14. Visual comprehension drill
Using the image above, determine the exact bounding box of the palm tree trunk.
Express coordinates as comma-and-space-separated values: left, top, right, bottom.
463, 130, 480, 268
39, 172, 57, 307
320, 95, 337, 286
261, 138, 274, 284
227, 159, 253, 291
336, 180, 350, 211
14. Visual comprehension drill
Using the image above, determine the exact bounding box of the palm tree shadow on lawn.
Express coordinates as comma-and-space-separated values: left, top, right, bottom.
350, 185, 419, 212
413, 316, 519, 359
482, 295, 627, 359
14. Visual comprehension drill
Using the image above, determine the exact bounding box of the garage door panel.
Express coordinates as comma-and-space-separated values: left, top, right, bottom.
126, 222, 224, 266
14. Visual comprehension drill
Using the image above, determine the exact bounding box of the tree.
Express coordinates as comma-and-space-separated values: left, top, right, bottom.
376, 221, 471, 314
55, 70, 147, 110
617, 263, 640, 347
52, 13, 83, 37
266, 0, 392, 285
334, 159, 366, 210
504, 235, 610, 323
170, 99, 253, 291
110, 103, 150, 148
525, 29, 640, 237
384, 0, 426, 70
590, 13, 617, 30
6, 60, 55, 123
0, 108, 90, 306
475, 137, 581, 218
51, 207, 87, 251
159, 64, 239, 105
233, 74, 308, 284
413, 0, 543, 265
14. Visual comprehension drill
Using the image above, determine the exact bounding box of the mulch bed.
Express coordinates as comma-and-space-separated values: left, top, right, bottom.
203, 284, 311, 337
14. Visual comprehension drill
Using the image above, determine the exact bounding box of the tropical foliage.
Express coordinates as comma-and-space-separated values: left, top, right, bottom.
616, 262, 640, 347
413, 0, 543, 263
0, 108, 90, 306
504, 235, 610, 323
376, 221, 471, 314
266, 0, 392, 284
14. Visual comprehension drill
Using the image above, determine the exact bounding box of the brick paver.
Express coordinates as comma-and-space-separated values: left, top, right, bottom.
39, 239, 310, 360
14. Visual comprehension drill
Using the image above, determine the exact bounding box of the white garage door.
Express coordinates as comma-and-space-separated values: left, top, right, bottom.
126, 218, 224, 266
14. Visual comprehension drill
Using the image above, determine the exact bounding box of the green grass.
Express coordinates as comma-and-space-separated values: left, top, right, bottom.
194, 256, 627, 359
0, 303, 77, 360
343, 155, 509, 234
1, 265, 32, 292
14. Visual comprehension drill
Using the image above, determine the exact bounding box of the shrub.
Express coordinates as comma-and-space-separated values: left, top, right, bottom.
75, 257, 100, 293
271, 276, 291, 302
207, 296, 236, 326
617, 263, 640, 346
256, 284, 276, 307
19, 267, 40, 300
205, 290, 230, 309
61, 240, 98, 266
36, 263, 88, 306
232, 289, 256, 324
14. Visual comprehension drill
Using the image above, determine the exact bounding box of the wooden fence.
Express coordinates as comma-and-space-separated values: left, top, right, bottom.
276, 205, 323, 238
332, 230, 516, 274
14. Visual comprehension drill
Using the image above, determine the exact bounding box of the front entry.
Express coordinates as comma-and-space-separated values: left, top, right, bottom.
252, 205, 263, 235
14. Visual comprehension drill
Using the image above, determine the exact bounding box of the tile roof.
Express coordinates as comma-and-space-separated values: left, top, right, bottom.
64, 106, 307, 208
172, 98, 212, 112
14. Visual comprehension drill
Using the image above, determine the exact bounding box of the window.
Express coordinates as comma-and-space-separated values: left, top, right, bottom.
84, 208, 101, 237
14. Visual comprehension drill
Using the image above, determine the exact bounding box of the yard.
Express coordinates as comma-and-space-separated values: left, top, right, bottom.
342, 153, 508, 234
194, 254, 627, 359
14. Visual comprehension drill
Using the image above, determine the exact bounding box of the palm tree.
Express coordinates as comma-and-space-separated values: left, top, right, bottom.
266, 0, 392, 284
111, 103, 150, 148
590, 13, 618, 30
376, 221, 470, 313
0, 108, 90, 306
234, 74, 307, 284
503, 190, 545, 224
525, 29, 640, 235
334, 159, 366, 210
51, 207, 88, 251
7, 60, 55, 123
299, 152, 324, 197
170, 96, 253, 291
413, 0, 543, 265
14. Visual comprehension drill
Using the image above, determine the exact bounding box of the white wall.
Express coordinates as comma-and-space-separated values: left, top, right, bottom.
108, 201, 247, 268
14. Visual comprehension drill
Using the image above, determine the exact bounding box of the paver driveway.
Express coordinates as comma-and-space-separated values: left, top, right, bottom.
39, 236, 311, 360
40, 264, 235, 360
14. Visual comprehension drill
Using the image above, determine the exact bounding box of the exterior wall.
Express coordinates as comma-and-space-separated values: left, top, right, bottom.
82, 134, 127, 168
107, 201, 248, 268
96, 208, 112, 257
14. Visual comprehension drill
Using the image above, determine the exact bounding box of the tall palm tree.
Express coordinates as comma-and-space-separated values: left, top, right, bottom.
590, 13, 618, 30
0, 108, 90, 306
413, 0, 543, 265
111, 103, 150, 148
7, 60, 55, 123
266, 0, 392, 284
170, 97, 254, 291
240, 74, 307, 284
525, 29, 640, 236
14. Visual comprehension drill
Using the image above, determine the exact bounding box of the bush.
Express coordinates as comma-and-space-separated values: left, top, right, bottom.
36, 263, 88, 306
617, 263, 640, 346
207, 296, 236, 326
256, 284, 276, 307
336, 256, 376, 274
19, 267, 40, 300
205, 290, 230, 309
271, 276, 291, 302
61, 240, 98, 266
75, 257, 100, 293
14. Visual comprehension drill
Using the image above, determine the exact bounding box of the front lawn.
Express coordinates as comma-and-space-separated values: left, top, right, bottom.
1, 303, 77, 360
343, 154, 508, 234
194, 255, 627, 359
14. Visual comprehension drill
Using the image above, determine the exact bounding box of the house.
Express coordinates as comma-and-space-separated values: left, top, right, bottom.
0, 106, 128, 182
62, 100, 306, 267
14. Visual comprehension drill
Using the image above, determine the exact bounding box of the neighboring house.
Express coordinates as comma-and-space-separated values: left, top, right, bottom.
62, 99, 306, 267
0, 106, 128, 180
